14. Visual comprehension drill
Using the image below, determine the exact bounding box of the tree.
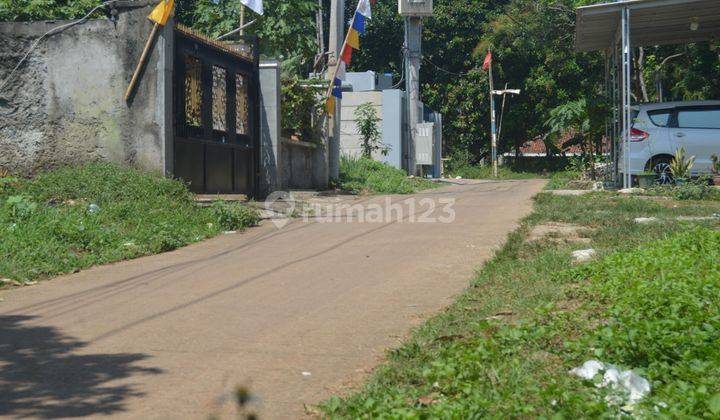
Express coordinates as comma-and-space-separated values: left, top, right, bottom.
179, 0, 318, 76
354, 103, 388, 158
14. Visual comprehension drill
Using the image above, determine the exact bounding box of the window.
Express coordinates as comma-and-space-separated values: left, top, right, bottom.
212, 66, 227, 132
647, 109, 672, 127
236, 74, 249, 135
677, 107, 720, 129
184, 56, 202, 127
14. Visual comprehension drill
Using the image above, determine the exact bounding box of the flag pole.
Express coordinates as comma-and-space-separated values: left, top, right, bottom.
488, 52, 497, 177
125, 22, 160, 102
325, 12, 358, 104
239, 5, 246, 36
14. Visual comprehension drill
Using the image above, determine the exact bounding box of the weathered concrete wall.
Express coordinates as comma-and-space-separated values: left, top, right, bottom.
0, 1, 171, 176
281, 140, 320, 190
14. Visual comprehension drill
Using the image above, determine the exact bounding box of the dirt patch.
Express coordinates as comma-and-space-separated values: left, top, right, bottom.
528, 222, 594, 245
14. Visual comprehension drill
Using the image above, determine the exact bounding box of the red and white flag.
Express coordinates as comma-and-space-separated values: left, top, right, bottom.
482, 50, 492, 71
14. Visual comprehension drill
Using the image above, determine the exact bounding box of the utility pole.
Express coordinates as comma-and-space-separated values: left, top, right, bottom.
404, 17, 422, 175
327, 0, 345, 180
399, 0, 433, 176
314, 0, 326, 73
488, 61, 497, 177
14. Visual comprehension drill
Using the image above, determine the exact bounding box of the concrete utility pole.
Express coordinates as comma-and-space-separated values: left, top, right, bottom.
404, 17, 422, 175
327, 0, 345, 180
399, 0, 432, 176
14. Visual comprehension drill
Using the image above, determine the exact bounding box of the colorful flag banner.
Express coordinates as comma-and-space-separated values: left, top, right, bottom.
341, 44, 353, 64
326, 0, 376, 116
326, 95, 336, 114
240, 0, 264, 15
347, 28, 360, 49
352, 11, 366, 34
148, 0, 175, 26
334, 61, 346, 83
482, 50, 492, 71
357, 0, 372, 18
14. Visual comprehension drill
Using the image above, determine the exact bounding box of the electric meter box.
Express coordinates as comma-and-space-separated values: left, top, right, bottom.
398, 0, 433, 17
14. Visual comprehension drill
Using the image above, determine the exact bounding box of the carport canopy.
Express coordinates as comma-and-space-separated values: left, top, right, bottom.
576, 0, 720, 52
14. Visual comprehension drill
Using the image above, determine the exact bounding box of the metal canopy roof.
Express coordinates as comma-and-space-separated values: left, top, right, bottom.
576, 0, 720, 52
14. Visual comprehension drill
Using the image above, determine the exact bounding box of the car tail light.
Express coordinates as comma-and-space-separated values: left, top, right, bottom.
630, 128, 649, 142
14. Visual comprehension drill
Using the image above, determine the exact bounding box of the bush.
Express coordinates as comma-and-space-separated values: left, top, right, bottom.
338, 155, 435, 194
210, 202, 260, 231
648, 178, 720, 201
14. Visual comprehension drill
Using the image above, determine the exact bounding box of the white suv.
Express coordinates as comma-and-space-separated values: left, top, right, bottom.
622, 101, 720, 182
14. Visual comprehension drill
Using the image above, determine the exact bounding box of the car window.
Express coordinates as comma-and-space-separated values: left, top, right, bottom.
647, 109, 672, 127
677, 107, 720, 129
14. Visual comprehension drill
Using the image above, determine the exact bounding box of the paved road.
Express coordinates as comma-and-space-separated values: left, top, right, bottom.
0, 180, 545, 419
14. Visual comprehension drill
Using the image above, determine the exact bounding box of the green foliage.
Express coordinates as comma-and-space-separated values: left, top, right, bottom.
280, 78, 323, 141
0, 163, 258, 284
0, 0, 102, 21
210, 201, 260, 231
647, 178, 720, 201
670, 147, 696, 179
180, 0, 318, 76
320, 191, 720, 417
353, 103, 388, 159
571, 228, 720, 416
448, 164, 539, 180
338, 156, 435, 195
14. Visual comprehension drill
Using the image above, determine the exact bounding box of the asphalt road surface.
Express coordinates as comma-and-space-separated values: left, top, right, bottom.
0, 179, 545, 419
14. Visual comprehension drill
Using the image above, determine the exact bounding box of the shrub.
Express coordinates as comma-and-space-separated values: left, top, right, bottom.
647, 178, 719, 201
210, 202, 260, 231
338, 155, 434, 194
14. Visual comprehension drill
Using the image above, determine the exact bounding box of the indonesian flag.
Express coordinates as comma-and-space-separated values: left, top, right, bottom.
482, 50, 492, 71
241, 0, 263, 15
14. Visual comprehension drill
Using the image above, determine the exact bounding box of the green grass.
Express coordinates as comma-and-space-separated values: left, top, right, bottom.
447, 164, 543, 180
0, 163, 259, 284
338, 156, 436, 194
320, 192, 720, 418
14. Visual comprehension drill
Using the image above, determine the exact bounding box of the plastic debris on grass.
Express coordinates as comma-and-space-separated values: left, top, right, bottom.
571, 249, 596, 263
570, 360, 651, 409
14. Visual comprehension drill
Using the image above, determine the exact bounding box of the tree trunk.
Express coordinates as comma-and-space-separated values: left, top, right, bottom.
638, 47, 649, 103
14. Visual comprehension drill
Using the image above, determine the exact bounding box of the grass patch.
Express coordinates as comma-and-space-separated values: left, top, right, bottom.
338, 156, 436, 194
0, 163, 259, 284
320, 192, 720, 418
446, 164, 542, 180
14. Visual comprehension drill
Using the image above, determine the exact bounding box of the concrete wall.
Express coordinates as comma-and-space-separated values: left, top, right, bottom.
0, 1, 171, 176
281, 140, 317, 190
340, 91, 384, 159
340, 90, 404, 169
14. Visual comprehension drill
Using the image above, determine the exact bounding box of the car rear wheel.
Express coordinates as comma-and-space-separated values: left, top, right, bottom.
650, 157, 673, 185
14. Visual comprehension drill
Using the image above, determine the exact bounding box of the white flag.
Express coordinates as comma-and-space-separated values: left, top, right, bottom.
356, 0, 371, 18
241, 0, 263, 15
335, 61, 346, 81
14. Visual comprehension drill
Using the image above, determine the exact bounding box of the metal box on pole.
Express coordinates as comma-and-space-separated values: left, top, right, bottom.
398, 0, 433, 17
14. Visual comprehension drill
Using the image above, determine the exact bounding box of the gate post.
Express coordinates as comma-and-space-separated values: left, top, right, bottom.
159, 17, 175, 177
258, 61, 282, 196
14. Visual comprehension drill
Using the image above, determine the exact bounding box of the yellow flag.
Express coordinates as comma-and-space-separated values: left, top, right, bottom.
148, 0, 175, 25
347, 29, 360, 50
326, 96, 336, 115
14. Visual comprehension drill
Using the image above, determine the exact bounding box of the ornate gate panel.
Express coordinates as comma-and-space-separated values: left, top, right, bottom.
173, 25, 259, 195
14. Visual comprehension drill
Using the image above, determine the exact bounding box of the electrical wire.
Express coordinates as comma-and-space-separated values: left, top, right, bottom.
422, 56, 477, 77
0, 0, 119, 94
390, 46, 407, 89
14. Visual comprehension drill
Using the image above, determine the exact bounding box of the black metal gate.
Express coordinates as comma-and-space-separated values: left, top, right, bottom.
173, 25, 259, 195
